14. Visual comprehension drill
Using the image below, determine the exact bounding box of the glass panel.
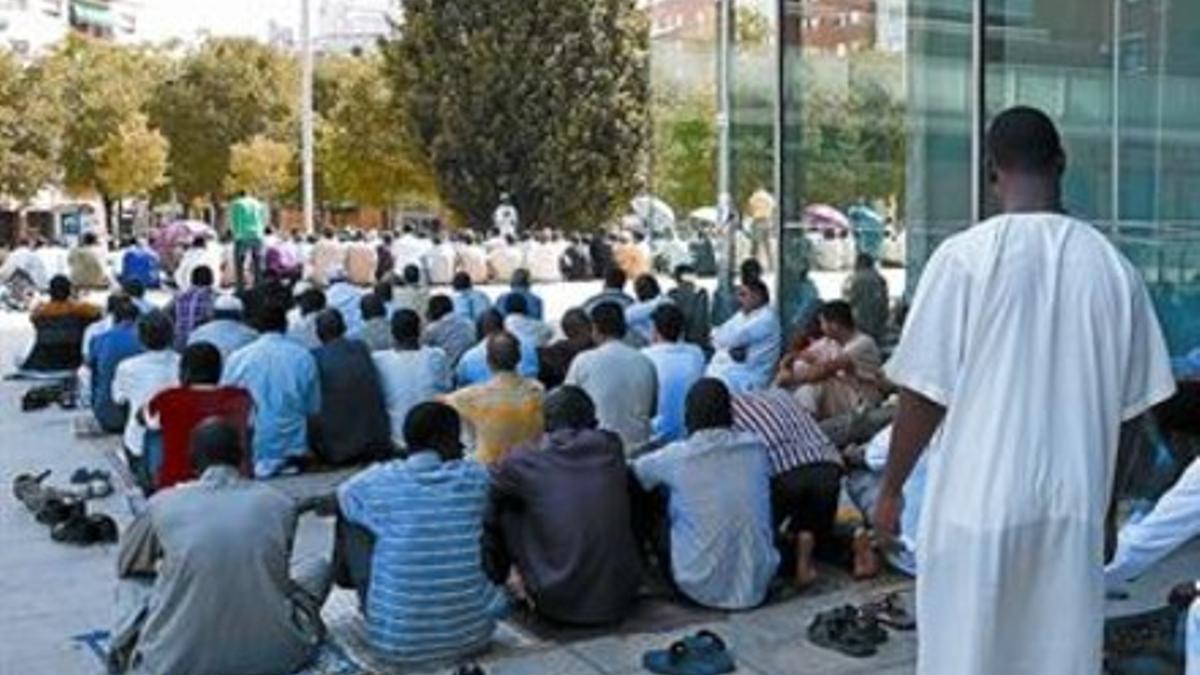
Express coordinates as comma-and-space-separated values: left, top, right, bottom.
777, 0, 910, 335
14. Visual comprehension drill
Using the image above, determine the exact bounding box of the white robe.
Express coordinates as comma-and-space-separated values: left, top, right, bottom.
1106, 457, 1200, 585
706, 306, 781, 394
885, 213, 1176, 675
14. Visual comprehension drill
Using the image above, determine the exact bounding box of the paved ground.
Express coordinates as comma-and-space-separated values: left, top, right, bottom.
0, 270, 1191, 674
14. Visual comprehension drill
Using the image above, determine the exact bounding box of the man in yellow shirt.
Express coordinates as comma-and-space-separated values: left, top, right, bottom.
444, 332, 543, 464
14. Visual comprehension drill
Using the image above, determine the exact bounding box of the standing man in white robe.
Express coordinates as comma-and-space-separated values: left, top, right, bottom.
874, 107, 1176, 675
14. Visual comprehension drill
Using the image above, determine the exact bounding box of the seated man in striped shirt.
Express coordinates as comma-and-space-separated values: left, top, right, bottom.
336, 402, 505, 668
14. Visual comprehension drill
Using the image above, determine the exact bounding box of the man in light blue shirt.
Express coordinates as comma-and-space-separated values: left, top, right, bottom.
457, 309, 538, 387
452, 272, 492, 322
495, 269, 543, 320
337, 402, 504, 667
188, 294, 258, 362
633, 378, 778, 610
707, 279, 781, 393
223, 302, 320, 478
642, 303, 706, 444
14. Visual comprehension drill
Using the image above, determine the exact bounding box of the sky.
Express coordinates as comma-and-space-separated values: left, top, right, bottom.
138, 0, 300, 42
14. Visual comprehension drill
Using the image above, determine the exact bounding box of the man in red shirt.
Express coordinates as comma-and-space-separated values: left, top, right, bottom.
146, 343, 252, 491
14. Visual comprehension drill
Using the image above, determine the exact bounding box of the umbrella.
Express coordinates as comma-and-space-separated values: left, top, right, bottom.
631, 195, 676, 236
802, 204, 851, 231
689, 207, 720, 224
153, 220, 215, 271
848, 204, 886, 259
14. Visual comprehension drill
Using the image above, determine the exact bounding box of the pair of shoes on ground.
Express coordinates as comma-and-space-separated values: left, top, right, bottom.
453, 664, 486, 675
808, 593, 916, 659
12, 470, 119, 546
643, 630, 736, 675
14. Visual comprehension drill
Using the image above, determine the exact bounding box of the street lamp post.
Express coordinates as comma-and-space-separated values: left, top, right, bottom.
301, 0, 316, 234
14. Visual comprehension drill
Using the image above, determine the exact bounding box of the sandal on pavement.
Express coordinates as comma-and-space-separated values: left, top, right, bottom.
13, 470, 52, 508
807, 607, 882, 658
70, 468, 111, 485
862, 592, 916, 631
643, 630, 736, 675
51, 513, 118, 545
36, 496, 85, 526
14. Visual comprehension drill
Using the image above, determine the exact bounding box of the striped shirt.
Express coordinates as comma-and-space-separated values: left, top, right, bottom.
732, 389, 842, 476
173, 287, 214, 351
338, 452, 504, 666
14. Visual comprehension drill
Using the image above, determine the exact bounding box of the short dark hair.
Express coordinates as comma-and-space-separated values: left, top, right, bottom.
121, 277, 146, 298
111, 295, 139, 323
191, 265, 214, 288
373, 280, 394, 304
818, 300, 856, 330
987, 106, 1065, 175
604, 266, 626, 290
590, 301, 627, 339
504, 292, 528, 316
82, 232, 98, 246
48, 275, 71, 302
673, 264, 695, 281
477, 309, 504, 338
685, 378, 733, 434
486, 331, 521, 372
634, 274, 661, 302
740, 258, 763, 285
427, 295, 453, 321
512, 268, 531, 288
855, 253, 876, 270
743, 278, 770, 305
403, 402, 462, 460
316, 309, 347, 344
180, 342, 222, 385
255, 300, 289, 333
544, 385, 597, 433
391, 308, 421, 343
652, 302, 685, 342
296, 288, 326, 316
452, 272, 472, 291
402, 264, 421, 285
190, 417, 244, 472
137, 310, 174, 351
360, 293, 386, 320
561, 308, 591, 340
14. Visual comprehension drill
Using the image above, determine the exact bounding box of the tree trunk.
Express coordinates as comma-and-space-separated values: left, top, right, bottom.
102, 193, 115, 239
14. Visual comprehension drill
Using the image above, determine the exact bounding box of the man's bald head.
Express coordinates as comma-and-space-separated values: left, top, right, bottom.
486, 331, 521, 372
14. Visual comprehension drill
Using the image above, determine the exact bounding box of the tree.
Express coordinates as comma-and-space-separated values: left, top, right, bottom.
650, 91, 716, 215
318, 55, 437, 211
38, 35, 166, 227
150, 38, 298, 207
227, 135, 296, 199
0, 51, 60, 206
94, 113, 169, 204
385, 0, 651, 231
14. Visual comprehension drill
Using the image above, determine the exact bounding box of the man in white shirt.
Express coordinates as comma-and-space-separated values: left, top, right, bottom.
642, 303, 706, 444
0, 239, 49, 290
424, 236, 458, 286
308, 229, 345, 287
456, 234, 490, 285
488, 236, 524, 283
112, 311, 181, 490
391, 226, 429, 278
527, 233, 562, 283
875, 107, 1175, 675
494, 193, 519, 238
566, 302, 657, 453
707, 279, 781, 394
372, 308, 453, 447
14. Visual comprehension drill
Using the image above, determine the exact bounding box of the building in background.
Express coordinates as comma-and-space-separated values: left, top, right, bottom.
67, 0, 140, 42
0, 0, 68, 56
316, 0, 393, 55
644, 0, 716, 42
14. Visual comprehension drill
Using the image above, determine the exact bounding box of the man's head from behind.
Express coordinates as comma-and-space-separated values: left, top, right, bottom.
360, 293, 386, 321
137, 310, 174, 351
651, 302, 685, 344
427, 294, 453, 322
316, 309, 347, 344
986, 106, 1066, 206
402, 264, 421, 286
191, 265, 214, 289
403, 401, 463, 462
685, 378, 733, 435
633, 274, 660, 302
391, 308, 421, 347
48, 275, 72, 302
452, 272, 472, 292
504, 292, 528, 317
604, 266, 626, 292
477, 308, 504, 340
180, 342, 222, 386
511, 268, 531, 290
590, 301, 627, 341
486, 331, 521, 373
296, 288, 326, 317
544, 385, 598, 433
190, 417, 244, 474
561, 308, 592, 342
111, 295, 139, 324
817, 300, 856, 342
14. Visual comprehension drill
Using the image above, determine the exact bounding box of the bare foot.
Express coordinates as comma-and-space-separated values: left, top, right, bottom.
852, 528, 882, 580
794, 531, 819, 589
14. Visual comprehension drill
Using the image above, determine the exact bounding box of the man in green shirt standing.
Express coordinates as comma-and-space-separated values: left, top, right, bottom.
230, 190, 267, 292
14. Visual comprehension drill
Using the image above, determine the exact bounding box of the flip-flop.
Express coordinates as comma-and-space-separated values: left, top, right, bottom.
12, 470, 51, 507
807, 608, 880, 658
862, 592, 916, 631
36, 496, 85, 526
643, 630, 736, 675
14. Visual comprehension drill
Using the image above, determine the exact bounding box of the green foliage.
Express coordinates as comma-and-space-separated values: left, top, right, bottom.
651, 92, 716, 215
0, 51, 59, 203
94, 113, 169, 199
150, 38, 299, 201
226, 135, 295, 199
385, 0, 651, 230
317, 54, 438, 209
38, 35, 165, 197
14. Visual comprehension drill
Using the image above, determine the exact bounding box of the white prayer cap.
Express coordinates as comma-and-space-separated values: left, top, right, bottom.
214, 295, 243, 313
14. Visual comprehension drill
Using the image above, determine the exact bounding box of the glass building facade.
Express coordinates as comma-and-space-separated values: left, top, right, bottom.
736, 0, 1200, 355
